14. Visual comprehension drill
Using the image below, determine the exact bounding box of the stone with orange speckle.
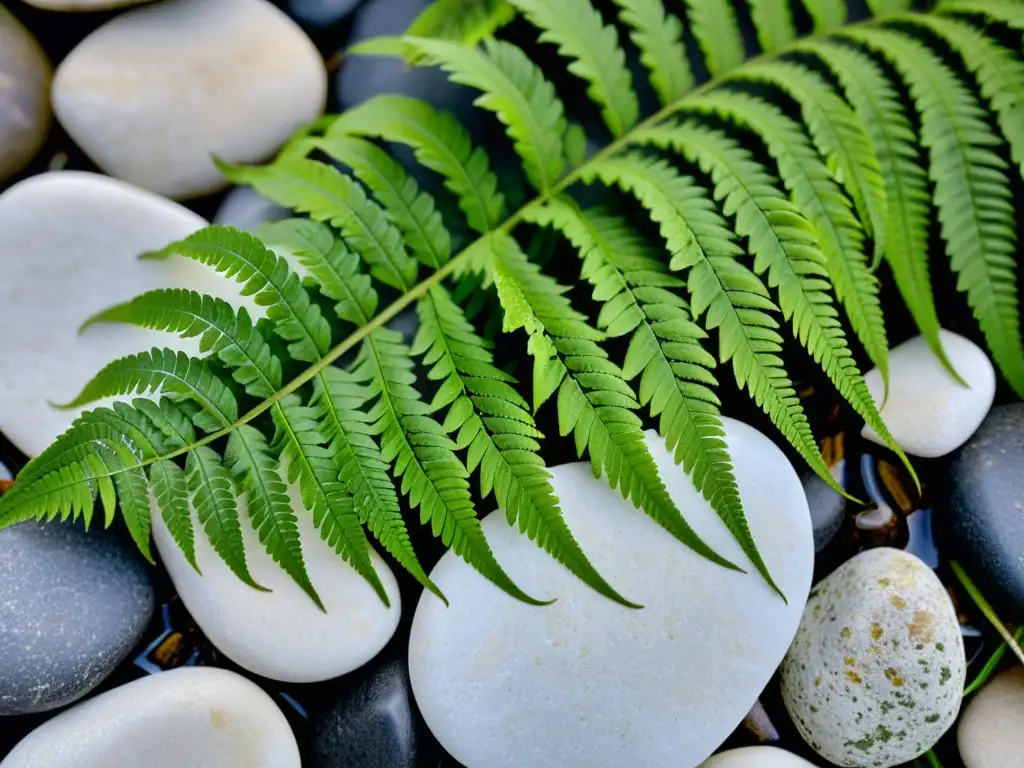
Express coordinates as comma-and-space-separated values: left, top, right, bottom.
780, 548, 964, 768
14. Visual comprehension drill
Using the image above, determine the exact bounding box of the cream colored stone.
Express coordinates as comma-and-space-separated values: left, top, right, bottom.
19, 0, 148, 10
409, 421, 814, 768
0, 171, 259, 457
0, 668, 300, 768
153, 482, 402, 683
52, 0, 326, 199
700, 747, 818, 768
0, 7, 51, 181
958, 667, 1024, 768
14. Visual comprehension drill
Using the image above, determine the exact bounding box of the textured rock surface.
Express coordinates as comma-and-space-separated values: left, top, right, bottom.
409, 421, 814, 768
781, 548, 965, 768
700, 747, 818, 768
52, 0, 326, 199
0, 520, 153, 715
958, 667, 1024, 768
0, 668, 300, 767
153, 482, 401, 683
0, 7, 51, 182
861, 331, 995, 458
310, 659, 417, 768
0, 171, 259, 457
940, 404, 1024, 611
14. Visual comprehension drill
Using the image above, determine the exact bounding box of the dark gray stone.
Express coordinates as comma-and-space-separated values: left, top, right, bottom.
941, 403, 1024, 610
286, 0, 366, 27
802, 467, 846, 552
310, 659, 417, 768
0, 6, 52, 182
213, 187, 292, 233
0, 519, 155, 715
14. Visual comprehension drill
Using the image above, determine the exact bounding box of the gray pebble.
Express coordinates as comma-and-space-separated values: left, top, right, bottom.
0, 6, 52, 182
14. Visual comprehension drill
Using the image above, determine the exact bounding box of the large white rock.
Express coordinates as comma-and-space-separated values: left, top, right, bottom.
0, 171, 259, 458
0, 667, 300, 768
153, 482, 402, 683
52, 0, 326, 199
19, 0, 149, 10
862, 330, 995, 458
700, 747, 818, 768
958, 667, 1024, 768
408, 420, 814, 768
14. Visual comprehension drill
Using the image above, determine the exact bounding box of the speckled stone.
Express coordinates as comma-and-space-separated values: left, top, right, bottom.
0, 7, 52, 182
310, 659, 417, 768
940, 405, 1024, 611
780, 548, 965, 768
0, 519, 155, 715
958, 667, 1024, 768
700, 747, 818, 768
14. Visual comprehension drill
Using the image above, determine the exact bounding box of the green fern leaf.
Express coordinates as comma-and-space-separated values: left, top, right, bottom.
404, 0, 515, 44
225, 424, 323, 610
683, 0, 745, 77
187, 446, 268, 591
801, 39, 960, 382
867, 0, 911, 14
734, 60, 888, 258
328, 94, 504, 232
611, 0, 692, 105
132, 397, 197, 450
490, 230, 741, 573
909, 15, 1024, 179
636, 121, 917, 488
506, 0, 638, 136
271, 394, 389, 605
683, 91, 890, 387
524, 197, 783, 595
150, 458, 197, 573
146, 226, 333, 363
937, 0, 1024, 27
582, 152, 845, 497
57, 348, 238, 429
401, 36, 567, 192
846, 28, 1024, 398
803, 0, 847, 32
83, 289, 282, 399
748, 0, 796, 52
111, 452, 154, 563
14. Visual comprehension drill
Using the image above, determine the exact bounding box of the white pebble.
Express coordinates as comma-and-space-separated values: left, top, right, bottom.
700, 747, 818, 768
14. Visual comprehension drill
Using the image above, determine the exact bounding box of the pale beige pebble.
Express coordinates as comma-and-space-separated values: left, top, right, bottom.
862, 330, 995, 458
153, 482, 402, 683
0, 667, 300, 768
0, 171, 261, 458
958, 667, 1024, 768
19, 0, 149, 10
700, 747, 819, 768
409, 420, 814, 768
52, 0, 326, 199
0, 6, 51, 181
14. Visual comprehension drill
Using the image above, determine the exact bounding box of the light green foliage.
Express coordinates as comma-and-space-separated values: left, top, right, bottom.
2, 0, 1023, 612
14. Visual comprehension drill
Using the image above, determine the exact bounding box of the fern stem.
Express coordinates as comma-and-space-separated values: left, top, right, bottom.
950, 559, 1024, 667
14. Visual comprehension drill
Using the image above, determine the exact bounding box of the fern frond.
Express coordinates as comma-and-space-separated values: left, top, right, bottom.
401, 36, 567, 192
506, 0, 639, 137
57, 348, 238, 430
798, 40, 959, 383
747, 0, 796, 53
683, 0, 745, 77
867, 0, 911, 15
734, 60, 888, 257
224, 424, 322, 609
908, 15, 1024, 178
271, 394, 389, 605
845, 28, 1024, 398
582, 152, 844, 497
404, 0, 515, 44
308, 137, 452, 268
683, 91, 890, 386
490, 230, 741, 573
634, 122, 916, 487
611, 0, 692, 105
150, 459, 196, 572
523, 197, 783, 595
187, 446, 267, 591
937, 0, 1024, 28
111, 454, 154, 563
83, 290, 282, 399
804, 0, 847, 32
327, 95, 504, 233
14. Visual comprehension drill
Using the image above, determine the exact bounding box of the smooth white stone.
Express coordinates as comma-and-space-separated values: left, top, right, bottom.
153, 482, 401, 683
0, 171, 260, 458
958, 667, 1024, 768
862, 330, 995, 458
408, 420, 814, 768
20, 0, 148, 9
52, 0, 326, 199
0, 667, 300, 768
700, 747, 818, 768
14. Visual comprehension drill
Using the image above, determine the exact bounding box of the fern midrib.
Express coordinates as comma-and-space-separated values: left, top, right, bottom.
76, 13, 892, 477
